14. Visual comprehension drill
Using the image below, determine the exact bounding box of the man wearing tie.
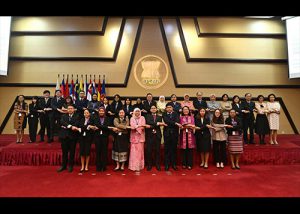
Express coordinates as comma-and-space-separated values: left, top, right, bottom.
166, 94, 181, 114
50, 90, 66, 143
75, 91, 88, 119
145, 105, 166, 171
241, 93, 256, 144
162, 103, 183, 171
57, 104, 80, 173
142, 93, 157, 116
193, 92, 208, 115
38, 90, 53, 142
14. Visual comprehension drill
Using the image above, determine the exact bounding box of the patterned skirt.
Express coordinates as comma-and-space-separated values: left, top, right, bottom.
112, 134, 129, 162
228, 134, 243, 154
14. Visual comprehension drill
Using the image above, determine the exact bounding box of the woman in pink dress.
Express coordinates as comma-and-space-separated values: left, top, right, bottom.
179, 106, 196, 170
129, 108, 146, 172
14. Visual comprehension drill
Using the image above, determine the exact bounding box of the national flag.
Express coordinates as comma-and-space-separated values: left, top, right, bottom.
100, 77, 106, 101
84, 75, 87, 98
79, 76, 84, 93
92, 76, 96, 95
70, 77, 75, 101
97, 76, 101, 101
60, 77, 65, 98
87, 78, 93, 101
55, 76, 60, 93
65, 75, 69, 98
74, 77, 79, 99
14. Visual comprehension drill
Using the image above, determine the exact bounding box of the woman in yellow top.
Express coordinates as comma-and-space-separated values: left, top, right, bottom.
14, 95, 28, 144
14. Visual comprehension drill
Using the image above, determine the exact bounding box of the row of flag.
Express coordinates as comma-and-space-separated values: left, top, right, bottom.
55, 75, 106, 101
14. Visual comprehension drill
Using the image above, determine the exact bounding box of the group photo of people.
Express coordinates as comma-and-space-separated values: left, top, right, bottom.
13, 91, 281, 174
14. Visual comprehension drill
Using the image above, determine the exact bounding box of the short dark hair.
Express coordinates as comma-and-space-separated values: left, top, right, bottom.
245, 93, 251, 97
43, 90, 50, 94
166, 103, 173, 107
146, 93, 152, 97
181, 106, 191, 116
171, 94, 177, 98
222, 94, 229, 99
55, 90, 61, 94
257, 95, 264, 100
268, 93, 276, 101
68, 104, 75, 108
32, 96, 39, 100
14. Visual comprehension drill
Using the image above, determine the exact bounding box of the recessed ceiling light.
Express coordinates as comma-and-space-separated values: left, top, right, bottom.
245, 16, 275, 19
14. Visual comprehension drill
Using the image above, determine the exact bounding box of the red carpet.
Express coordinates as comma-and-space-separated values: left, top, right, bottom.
1, 134, 300, 166
0, 165, 300, 197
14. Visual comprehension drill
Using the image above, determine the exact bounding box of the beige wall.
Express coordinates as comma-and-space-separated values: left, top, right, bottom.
0, 17, 299, 134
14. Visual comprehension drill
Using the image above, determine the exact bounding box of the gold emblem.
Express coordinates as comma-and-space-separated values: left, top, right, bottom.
134, 55, 169, 89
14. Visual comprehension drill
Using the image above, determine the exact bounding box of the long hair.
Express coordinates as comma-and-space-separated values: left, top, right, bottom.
16, 95, 26, 109
196, 108, 207, 120
212, 109, 224, 124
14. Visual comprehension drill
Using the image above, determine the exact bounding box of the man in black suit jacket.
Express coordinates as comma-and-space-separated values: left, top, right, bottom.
57, 104, 80, 173
75, 91, 88, 119
51, 90, 66, 142
166, 94, 181, 114
93, 107, 113, 171
145, 105, 166, 171
162, 104, 183, 171
241, 93, 256, 144
38, 90, 53, 142
193, 92, 208, 114
142, 93, 157, 116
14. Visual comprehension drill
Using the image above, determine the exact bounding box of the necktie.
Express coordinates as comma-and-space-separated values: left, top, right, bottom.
69, 115, 72, 121
153, 114, 156, 121
115, 103, 118, 110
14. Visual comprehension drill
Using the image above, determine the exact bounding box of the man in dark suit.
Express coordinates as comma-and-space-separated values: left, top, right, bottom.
162, 103, 183, 171
166, 94, 181, 114
145, 105, 166, 171
38, 90, 53, 142
241, 93, 256, 144
75, 91, 88, 119
57, 104, 80, 173
51, 90, 66, 142
94, 107, 113, 171
142, 93, 157, 116
193, 92, 208, 114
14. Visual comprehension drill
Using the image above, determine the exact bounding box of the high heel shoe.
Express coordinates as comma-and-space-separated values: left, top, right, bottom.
235, 165, 240, 170
200, 163, 204, 167
274, 141, 278, 145
80, 169, 84, 173
270, 140, 274, 145
114, 167, 120, 171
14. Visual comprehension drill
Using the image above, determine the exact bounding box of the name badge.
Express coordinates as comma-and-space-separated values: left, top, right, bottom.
185, 128, 188, 133
100, 130, 103, 135
30, 115, 34, 118
118, 132, 122, 136
83, 132, 86, 136
18, 113, 22, 117
232, 131, 236, 135
152, 129, 156, 134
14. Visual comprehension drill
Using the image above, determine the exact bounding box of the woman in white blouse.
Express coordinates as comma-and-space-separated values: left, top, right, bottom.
266, 94, 281, 145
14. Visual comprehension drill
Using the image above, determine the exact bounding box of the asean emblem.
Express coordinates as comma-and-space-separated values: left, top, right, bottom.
134, 55, 169, 89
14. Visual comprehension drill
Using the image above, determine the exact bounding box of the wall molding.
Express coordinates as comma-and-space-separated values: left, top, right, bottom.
11, 16, 108, 36
193, 17, 286, 38
9, 17, 125, 61
159, 17, 298, 88
176, 17, 288, 63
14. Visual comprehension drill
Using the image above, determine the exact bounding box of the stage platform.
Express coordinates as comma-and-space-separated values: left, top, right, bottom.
0, 134, 300, 166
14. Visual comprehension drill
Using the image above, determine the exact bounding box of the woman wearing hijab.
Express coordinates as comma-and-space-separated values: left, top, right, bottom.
156, 95, 167, 144
129, 108, 146, 172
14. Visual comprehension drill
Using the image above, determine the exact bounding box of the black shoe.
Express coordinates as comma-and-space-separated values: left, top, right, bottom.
57, 166, 66, 172
236, 166, 240, 170
147, 166, 152, 171
68, 166, 73, 173
165, 165, 169, 171
156, 165, 161, 171
204, 166, 208, 169
172, 165, 178, 171
79, 169, 84, 173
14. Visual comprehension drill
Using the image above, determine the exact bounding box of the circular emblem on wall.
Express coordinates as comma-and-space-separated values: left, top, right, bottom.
133, 55, 169, 89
